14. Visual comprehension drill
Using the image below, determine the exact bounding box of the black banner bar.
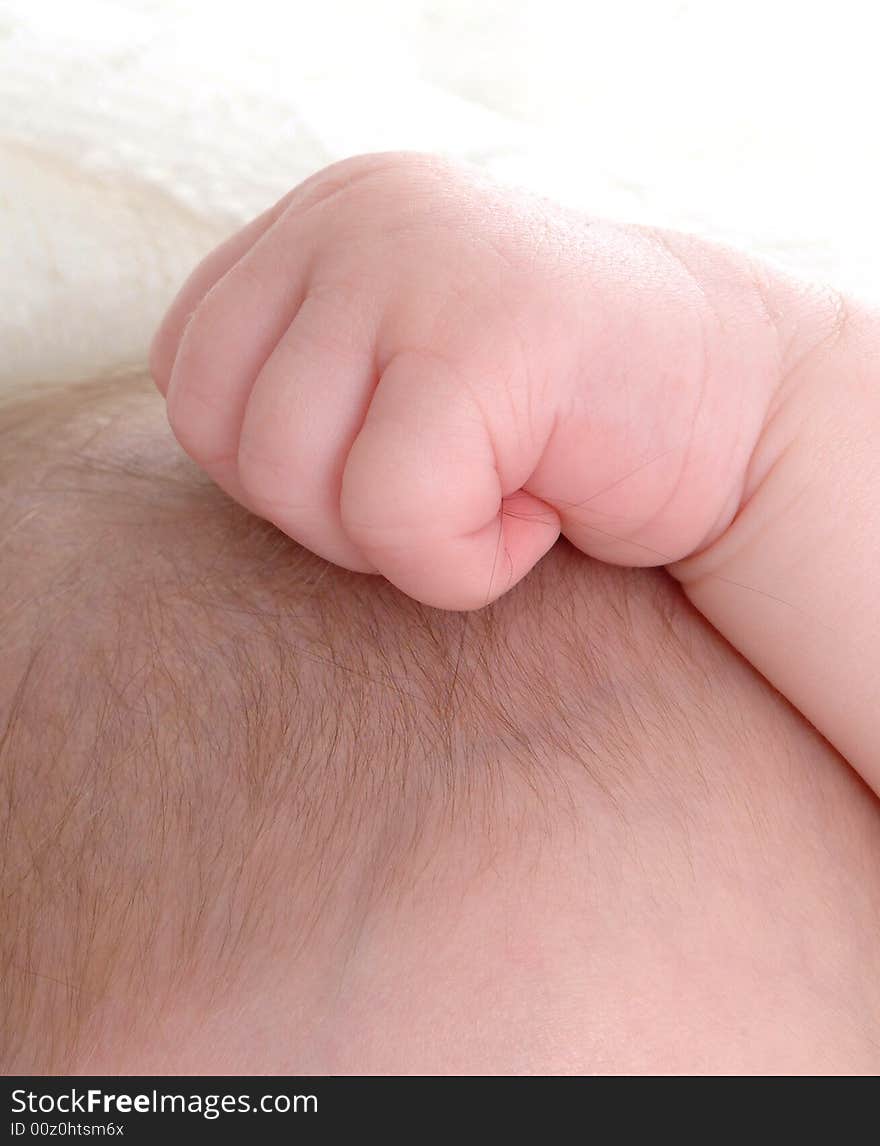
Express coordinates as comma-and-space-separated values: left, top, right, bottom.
0, 1075, 862, 1143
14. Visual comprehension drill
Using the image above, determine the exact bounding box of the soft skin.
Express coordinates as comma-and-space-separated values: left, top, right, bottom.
151, 152, 880, 792
3, 375, 880, 1074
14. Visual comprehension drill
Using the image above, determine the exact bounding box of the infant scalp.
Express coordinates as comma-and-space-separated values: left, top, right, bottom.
3, 373, 879, 1073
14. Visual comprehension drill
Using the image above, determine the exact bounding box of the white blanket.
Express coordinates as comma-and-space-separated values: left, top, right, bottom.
2, 0, 878, 388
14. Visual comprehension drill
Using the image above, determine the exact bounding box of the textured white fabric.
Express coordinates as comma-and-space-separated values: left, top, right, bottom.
1, 0, 878, 387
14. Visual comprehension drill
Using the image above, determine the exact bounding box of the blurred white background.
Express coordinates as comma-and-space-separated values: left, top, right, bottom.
2, 0, 878, 387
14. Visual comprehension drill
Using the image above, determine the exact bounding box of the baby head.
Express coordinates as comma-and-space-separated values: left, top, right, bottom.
2, 373, 877, 1074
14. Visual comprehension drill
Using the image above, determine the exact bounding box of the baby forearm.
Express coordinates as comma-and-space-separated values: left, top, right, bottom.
672, 293, 880, 786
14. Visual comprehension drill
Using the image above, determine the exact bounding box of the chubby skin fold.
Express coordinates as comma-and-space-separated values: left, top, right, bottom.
151, 151, 880, 793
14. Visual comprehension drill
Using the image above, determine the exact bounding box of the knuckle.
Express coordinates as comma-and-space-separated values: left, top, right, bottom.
286, 152, 448, 232
165, 309, 237, 467
165, 370, 200, 457
339, 482, 403, 551
236, 434, 288, 515
148, 324, 174, 393
167, 398, 213, 465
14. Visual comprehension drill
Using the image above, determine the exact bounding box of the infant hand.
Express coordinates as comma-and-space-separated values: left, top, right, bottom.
151, 153, 780, 609
152, 152, 880, 809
